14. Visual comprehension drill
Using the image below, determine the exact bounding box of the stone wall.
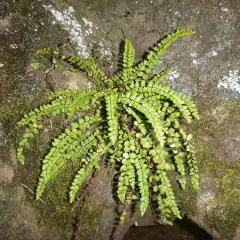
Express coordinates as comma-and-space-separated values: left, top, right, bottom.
0, 0, 239, 239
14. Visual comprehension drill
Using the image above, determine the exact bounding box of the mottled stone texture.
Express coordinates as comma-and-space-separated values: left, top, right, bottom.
0, 0, 239, 239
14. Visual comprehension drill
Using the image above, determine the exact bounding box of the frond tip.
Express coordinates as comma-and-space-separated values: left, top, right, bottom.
123, 39, 135, 68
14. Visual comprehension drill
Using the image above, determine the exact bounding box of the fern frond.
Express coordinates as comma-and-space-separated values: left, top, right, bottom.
135, 85, 199, 122
111, 39, 135, 87
40, 49, 112, 89
124, 106, 147, 135
135, 156, 150, 216
163, 126, 186, 177
36, 115, 101, 199
117, 153, 133, 203
105, 92, 119, 144
36, 133, 98, 199
18, 90, 96, 126
150, 145, 182, 223
134, 29, 195, 80
123, 39, 135, 69
148, 69, 172, 86
17, 90, 99, 165
187, 154, 199, 190
156, 167, 182, 222
69, 140, 110, 203
148, 139, 183, 224
117, 136, 137, 202
180, 131, 199, 190
66, 55, 114, 88
120, 93, 165, 147
17, 123, 44, 164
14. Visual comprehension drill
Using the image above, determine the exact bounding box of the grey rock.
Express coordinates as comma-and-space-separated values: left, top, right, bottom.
1, 0, 240, 239
0, 123, 4, 147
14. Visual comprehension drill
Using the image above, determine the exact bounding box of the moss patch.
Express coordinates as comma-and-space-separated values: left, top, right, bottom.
174, 181, 198, 217
79, 202, 103, 239
13, 121, 83, 238
37, 164, 82, 236
189, 100, 240, 239
204, 163, 240, 240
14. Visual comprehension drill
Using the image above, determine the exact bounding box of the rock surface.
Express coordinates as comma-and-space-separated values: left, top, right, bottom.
0, 0, 239, 240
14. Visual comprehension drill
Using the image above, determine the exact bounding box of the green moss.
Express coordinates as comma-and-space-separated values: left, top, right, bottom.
204, 164, 240, 239
182, 100, 240, 238
0, 88, 49, 165
209, 208, 238, 239
79, 203, 102, 239
168, 171, 198, 217
196, 146, 240, 239
205, 203, 239, 240
13, 125, 82, 237
0, 88, 81, 237
36, 164, 82, 237
190, 100, 240, 239
52, 0, 71, 9
176, 184, 198, 216
0, 73, 82, 238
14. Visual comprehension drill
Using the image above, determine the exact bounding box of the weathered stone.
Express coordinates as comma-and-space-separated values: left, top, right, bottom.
48, 69, 91, 91
1, 0, 240, 239
0, 123, 3, 147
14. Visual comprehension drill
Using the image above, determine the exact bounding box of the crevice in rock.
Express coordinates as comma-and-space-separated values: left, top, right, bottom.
123, 217, 213, 240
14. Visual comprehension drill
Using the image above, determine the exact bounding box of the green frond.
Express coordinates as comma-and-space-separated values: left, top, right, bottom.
17, 89, 99, 165
117, 149, 135, 203
120, 93, 165, 147
39, 49, 112, 89
124, 106, 147, 135
64, 55, 113, 89
179, 128, 199, 190
111, 71, 122, 86
17, 123, 44, 164
186, 144, 200, 190
163, 126, 186, 176
134, 29, 195, 80
36, 115, 101, 200
18, 90, 96, 126
156, 167, 182, 223
135, 85, 199, 122
112, 39, 135, 87
69, 140, 110, 203
148, 69, 172, 86
105, 92, 119, 144
123, 39, 135, 69
135, 156, 150, 216
148, 140, 183, 223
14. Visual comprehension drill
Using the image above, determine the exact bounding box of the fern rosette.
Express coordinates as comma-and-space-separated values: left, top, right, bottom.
17, 28, 199, 225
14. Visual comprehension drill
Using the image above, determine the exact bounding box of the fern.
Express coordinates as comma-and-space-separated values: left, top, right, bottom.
17, 29, 200, 225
